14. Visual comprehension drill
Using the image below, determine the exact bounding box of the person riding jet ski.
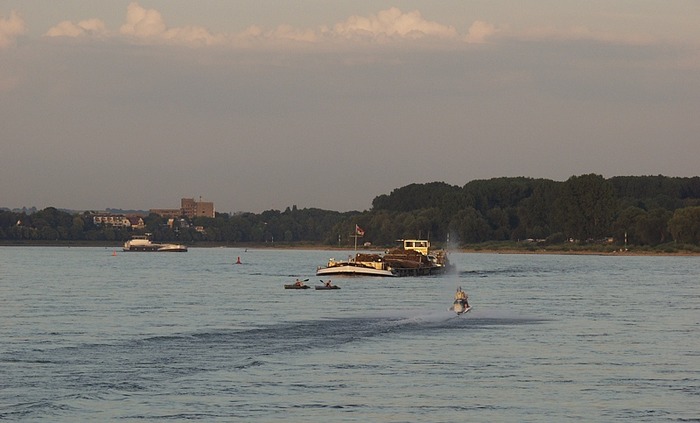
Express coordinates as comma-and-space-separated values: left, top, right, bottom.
455, 286, 469, 307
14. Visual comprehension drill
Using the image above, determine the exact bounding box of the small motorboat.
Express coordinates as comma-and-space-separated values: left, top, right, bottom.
123, 234, 188, 252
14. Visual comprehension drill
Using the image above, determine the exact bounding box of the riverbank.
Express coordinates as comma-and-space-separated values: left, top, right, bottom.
457, 241, 700, 256
2, 240, 699, 256
459, 247, 700, 256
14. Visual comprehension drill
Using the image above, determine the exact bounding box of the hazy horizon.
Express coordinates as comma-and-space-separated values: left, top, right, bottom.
2, 1, 699, 213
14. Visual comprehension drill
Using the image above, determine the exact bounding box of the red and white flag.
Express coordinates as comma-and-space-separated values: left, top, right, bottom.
355, 224, 365, 236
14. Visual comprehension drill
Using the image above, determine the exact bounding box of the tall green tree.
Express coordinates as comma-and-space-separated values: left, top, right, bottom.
555, 174, 616, 240
668, 206, 700, 244
635, 208, 672, 245
612, 206, 646, 245
448, 207, 490, 243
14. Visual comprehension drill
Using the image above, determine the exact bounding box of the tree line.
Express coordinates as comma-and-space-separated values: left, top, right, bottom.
2, 175, 699, 248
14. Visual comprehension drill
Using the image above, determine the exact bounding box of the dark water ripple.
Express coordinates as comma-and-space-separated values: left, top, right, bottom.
1, 314, 547, 419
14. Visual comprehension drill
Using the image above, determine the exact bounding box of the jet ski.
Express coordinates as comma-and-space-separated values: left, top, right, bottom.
450, 287, 471, 315
450, 299, 471, 315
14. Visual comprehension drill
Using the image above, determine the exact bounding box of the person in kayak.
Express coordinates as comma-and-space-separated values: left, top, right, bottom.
325, 280, 333, 287
294, 279, 305, 287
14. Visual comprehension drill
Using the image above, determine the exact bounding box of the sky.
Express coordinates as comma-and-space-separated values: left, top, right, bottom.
2, 1, 699, 214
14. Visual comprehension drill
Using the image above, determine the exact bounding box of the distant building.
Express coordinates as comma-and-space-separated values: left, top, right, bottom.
93, 214, 132, 229
180, 198, 196, 218
150, 197, 215, 219
127, 216, 145, 230
181, 197, 215, 219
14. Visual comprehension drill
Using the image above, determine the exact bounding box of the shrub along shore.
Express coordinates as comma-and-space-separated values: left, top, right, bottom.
2, 240, 698, 256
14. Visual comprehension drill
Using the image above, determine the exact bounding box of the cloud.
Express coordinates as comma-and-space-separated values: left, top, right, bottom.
465, 20, 498, 44
43, 2, 223, 46
0, 10, 26, 49
39, 3, 463, 47
46, 19, 108, 38
268, 24, 318, 43
119, 2, 166, 38
36, 2, 658, 50
116, 4, 459, 46
119, 2, 222, 46
330, 7, 458, 41
229, 24, 318, 46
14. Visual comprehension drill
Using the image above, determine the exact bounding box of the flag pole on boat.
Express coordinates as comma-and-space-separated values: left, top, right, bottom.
352, 224, 365, 255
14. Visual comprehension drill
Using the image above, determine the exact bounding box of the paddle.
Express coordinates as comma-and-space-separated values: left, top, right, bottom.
319, 279, 336, 288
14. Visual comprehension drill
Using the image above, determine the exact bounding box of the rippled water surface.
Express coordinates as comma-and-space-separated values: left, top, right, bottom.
1, 247, 698, 421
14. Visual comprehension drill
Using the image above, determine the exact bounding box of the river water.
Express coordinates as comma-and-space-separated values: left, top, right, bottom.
0, 247, 698, 422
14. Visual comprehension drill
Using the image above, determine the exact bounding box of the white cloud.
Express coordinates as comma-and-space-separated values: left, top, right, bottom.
34, 2, 660, 50
119, 2, 166, 38
229, 24, 318, 46
119, 2, 222, 46
465, 20, 498, 44
330, 7, 458, 41
38, 3, 466, 48
269, 24, 317, 43
121, 4, 460, 46
46, 18, 107, 38
0, 10, 26, 49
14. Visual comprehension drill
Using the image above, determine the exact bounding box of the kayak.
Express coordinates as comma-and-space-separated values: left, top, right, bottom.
315, 285, 340, 290
284, 284, 310, 289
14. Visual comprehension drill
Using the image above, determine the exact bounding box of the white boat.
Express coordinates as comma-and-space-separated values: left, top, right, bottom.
317, 238, 452, 277
316, 257, 396, 277
316, 226, 396, 277
123, 235, 188, 252
316, 225, 453, 277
